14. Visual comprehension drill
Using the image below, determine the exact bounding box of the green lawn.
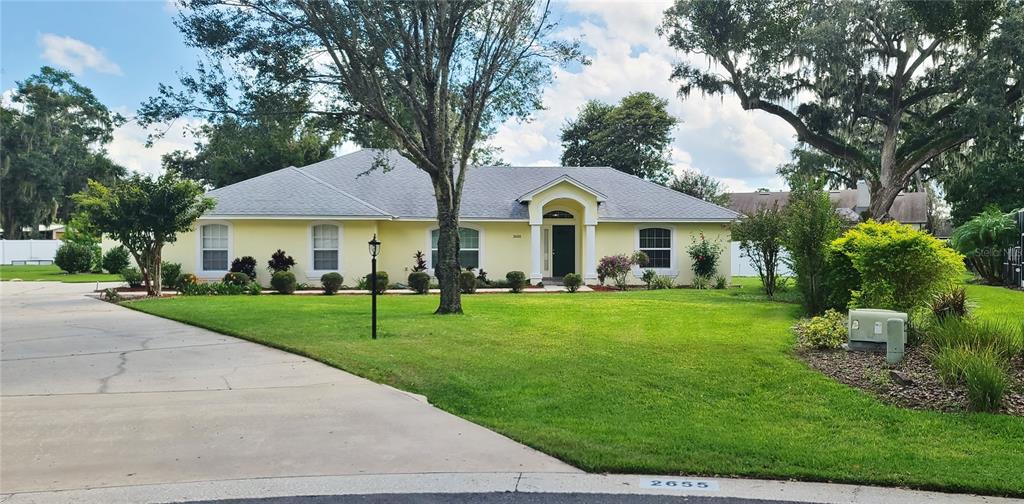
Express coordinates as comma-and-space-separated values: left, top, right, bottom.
128, 284, 1024, 496
0, 264, 122, 283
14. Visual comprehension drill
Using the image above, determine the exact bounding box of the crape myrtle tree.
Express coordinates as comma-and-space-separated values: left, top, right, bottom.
142, 0, 582, 314
661, 0, 1024, 219
74, 172, 215, 296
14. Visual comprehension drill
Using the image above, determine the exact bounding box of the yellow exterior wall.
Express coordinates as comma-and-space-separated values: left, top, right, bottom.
113, 217, 730, 287
594, 222, 732, 286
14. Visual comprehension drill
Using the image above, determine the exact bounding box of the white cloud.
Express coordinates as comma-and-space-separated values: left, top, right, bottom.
491, 0, 795, 190
106, 107, 201, 176
39, 34, 122, 76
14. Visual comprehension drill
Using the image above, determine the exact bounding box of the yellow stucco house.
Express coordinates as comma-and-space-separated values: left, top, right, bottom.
159, 149, 740, 287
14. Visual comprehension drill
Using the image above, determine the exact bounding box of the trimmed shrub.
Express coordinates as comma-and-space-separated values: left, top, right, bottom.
687, 232, 722, 279
54, 242, 94, 274
222, 271, 251, 286
122, 267, 144, 288
931, 287, 970, 321
161, 262, 183, 290
828, 220, 964, 314
321, 272, 343, 294
459, 270, 477, 294
101, 246, 131, 274
408, 272, 430, 294
267, 249, 296, 273
364, 271, 388, 294
271, 271, 297, 294
231, 256, 258, 281
794, 309, 847, 350
563, 273, 583, 293
506, 271, 527, 293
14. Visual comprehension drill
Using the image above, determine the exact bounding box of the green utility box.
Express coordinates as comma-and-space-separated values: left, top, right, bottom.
847, 309, 907, 354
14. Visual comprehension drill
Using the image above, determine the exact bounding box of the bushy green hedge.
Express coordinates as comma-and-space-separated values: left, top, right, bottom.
271, 271, 297, 294
364, 271, 388, 294
122, 267, 144, 288
459, 270, 477, 294
408, 272, 430, 294
563, 273, 583, 293
54, 242, 94, 273
161, 262, 183, 290
321, 272, 343, 295
828, 220, 964, 313
102, 246, 131, 274
506, 271, 527, 293
222, 271, 251, 286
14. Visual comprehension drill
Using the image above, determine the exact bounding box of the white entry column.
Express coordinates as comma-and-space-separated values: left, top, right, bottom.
530, 224, 543, 284
584, 224, 597, 282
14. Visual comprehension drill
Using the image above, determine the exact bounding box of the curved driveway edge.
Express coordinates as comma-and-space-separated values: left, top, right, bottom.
1, 472, 1017, 504
0, 282, 576, 495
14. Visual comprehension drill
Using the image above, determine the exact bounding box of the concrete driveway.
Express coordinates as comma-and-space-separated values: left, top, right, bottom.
0, 282, 576, 494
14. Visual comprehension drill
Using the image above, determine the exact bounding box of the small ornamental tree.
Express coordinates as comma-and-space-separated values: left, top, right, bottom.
73, 172, 215, 296
597, 251, 648, 289
782, 185, 844, 315
731, 205, 785, 298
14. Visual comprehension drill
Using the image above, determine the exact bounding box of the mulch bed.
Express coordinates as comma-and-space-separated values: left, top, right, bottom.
797, 346, 1024, 416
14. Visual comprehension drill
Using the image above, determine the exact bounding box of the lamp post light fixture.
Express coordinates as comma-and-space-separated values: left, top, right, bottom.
368, 234, 381, 340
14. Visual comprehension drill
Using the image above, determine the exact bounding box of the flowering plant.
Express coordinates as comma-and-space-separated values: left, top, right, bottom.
596, 251, 649, 289
687, 232, 722, 280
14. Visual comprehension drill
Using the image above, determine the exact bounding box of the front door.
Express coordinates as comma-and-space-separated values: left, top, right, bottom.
552, 225, 575, 277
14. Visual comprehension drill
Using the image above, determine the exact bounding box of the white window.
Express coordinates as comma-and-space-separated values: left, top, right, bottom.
200, 224, 229, 272
311, 224, 340, 271
431, 227, 480, 269
638, 227, 672, 269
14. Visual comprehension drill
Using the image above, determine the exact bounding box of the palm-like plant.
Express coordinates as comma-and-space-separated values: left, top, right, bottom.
950, 208, 1017, 284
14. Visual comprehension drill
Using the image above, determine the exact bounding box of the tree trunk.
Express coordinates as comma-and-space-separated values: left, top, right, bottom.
868, 181, 903, 221
433, 190, 463, 315
150, 246, 163, 297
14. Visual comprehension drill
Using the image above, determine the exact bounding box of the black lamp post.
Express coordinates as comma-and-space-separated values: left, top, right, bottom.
368, 234, 381, 340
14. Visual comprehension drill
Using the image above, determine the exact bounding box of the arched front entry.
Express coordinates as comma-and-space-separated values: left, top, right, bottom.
518, 177, 604, 284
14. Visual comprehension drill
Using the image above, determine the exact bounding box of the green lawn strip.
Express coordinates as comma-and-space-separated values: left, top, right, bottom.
0, 264, 122, 283
127, 288, 1024, 496
965, 283, 1024, 323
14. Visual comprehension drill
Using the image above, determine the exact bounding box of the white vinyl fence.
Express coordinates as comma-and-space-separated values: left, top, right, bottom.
0, 240, 60, 265
730, 241, 793, 277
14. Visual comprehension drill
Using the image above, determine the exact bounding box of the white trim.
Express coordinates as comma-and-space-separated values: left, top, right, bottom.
584, 224, 597, 281
425, 224, 485, 276
200, 215, 392, 221
306, 221, 344, 279
195, 220, 233, 279
633, 224, 678, 276
516, 175, 608, 203
600, 218, 734, 223
393, 217, 530, 222
530, 224, 542, 283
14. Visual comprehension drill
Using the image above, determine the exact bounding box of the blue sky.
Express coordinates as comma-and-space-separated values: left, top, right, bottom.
1, 0, 794, 191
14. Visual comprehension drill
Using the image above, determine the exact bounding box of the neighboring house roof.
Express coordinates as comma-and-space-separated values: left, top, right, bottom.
205, 149, 741, 222
725, 189, 929, 224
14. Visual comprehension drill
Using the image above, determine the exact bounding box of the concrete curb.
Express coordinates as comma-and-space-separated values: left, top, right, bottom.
2, 472, 1018, 504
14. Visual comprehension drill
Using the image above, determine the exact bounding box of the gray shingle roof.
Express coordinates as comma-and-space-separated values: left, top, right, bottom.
206, 149, 741, 221
726, 190, 928, 223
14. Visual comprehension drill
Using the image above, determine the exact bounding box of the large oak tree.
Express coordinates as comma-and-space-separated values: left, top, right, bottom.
1, 67, 124, 238
661, 0, 1023, 219
143, 0, 580, 314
